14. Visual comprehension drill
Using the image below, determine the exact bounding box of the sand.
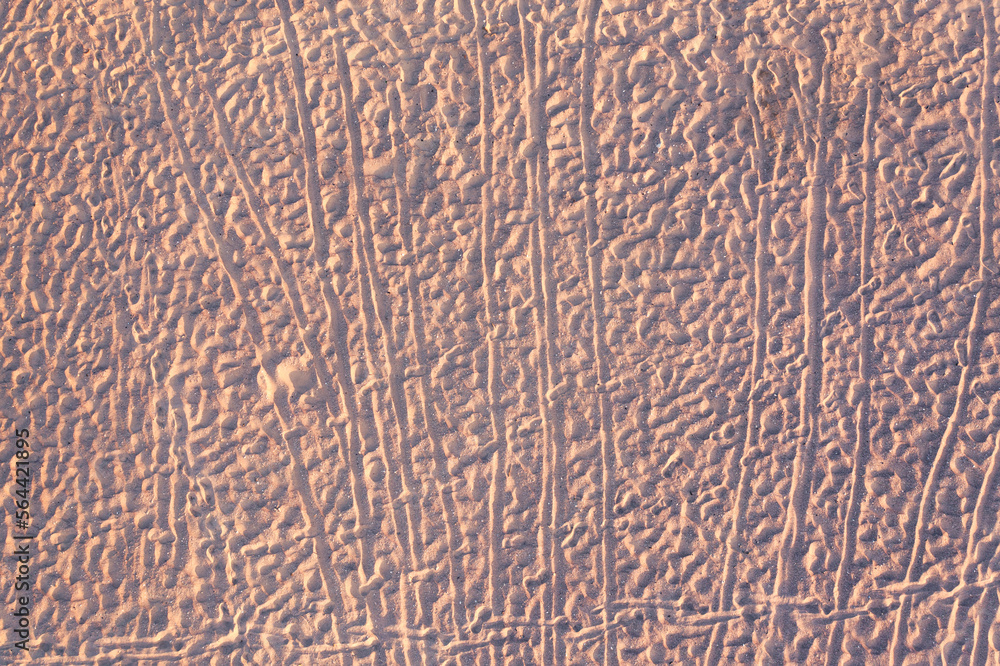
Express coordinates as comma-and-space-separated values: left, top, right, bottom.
1, 0, 999, 663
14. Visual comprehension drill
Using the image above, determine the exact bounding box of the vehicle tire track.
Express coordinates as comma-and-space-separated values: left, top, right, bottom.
133, 7, 364, 664
761, 31, 833, 664
183, 9, 382, 656
825, 80, 880, 666
890, 2, 997, 661
704, 62, 774, 666
381, 37, 472, 646
940, 432, 1000, 663
319, 5, 429, 602
465, 1, 515, 663
576, 0, 620, 663
523, 8, 569, 664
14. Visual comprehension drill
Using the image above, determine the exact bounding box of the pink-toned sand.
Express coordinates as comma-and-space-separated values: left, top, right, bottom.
1, 0, 998, 663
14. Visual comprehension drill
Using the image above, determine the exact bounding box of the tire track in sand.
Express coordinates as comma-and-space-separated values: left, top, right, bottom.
577, 0, 619, 663
890, 1, 997, 661
189, 9, 398, 652
184, 6, 389, 659
134, 5, 363, 664
512, 0, 562, 661
465, 1, 515, 663
381, 35, 472, 647
760, 30, 834, 664
522, 5, 569, 662
825, 81, 880, 666
704, 61, 774, 666
316, 6, 431, 608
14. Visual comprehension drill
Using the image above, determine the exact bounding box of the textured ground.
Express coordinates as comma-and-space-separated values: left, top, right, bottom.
2, 0, 1000, 663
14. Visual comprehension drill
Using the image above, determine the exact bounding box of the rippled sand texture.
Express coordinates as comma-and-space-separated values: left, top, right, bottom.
3, 0, 1000, 663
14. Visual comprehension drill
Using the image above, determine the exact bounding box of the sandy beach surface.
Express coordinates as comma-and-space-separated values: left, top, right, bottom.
2, 0, 999, 663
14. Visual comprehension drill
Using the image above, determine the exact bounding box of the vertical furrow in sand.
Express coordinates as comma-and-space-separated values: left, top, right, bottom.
191, 1, 351, 466
97, 20, 145, 533
191, 0, 372, 635
970, 588, 1000, 666
320, 6, 429, 594
523, 5, 567, 662
273, 0, 327, 264
203, 2, 418, 656
109, 285, 143, 615
509, 0, 552, 655
165, 332, 231, 626
185, 19, 375, 660
133, 6, 364, 664
941, 433, 1000, 662
514, 0, 557, 659
703, 65, 773, 666
164, 342, 193, 576
825, 81, 880, 666
529, 165, 557, 665
136, 0, 199, 588
891, 2, 997, 662
384, 67, 471, 639
467, 0, 512, 661
143, 212, 175, 569
319, 7, 434, 662
761, 31, 832, 663
318, 286, 388, 660
74, 2, 136, 270
577, 0, 617, 663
